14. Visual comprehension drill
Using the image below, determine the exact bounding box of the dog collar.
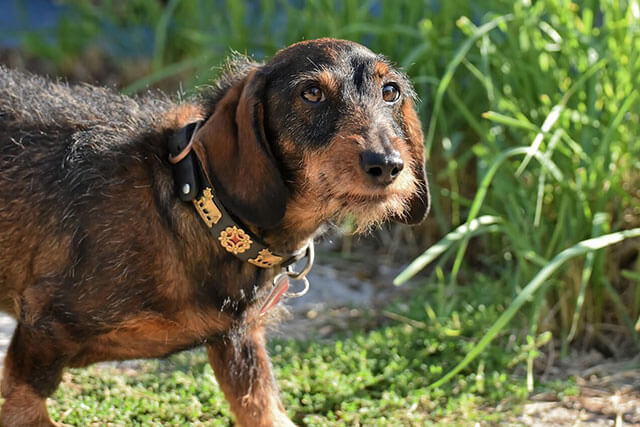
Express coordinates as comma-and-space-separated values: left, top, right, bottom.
168, 121, 304, 269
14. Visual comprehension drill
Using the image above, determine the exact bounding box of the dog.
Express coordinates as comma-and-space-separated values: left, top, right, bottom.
0, 38, 429, 426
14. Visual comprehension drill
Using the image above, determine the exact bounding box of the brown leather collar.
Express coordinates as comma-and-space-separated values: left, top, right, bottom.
168, 121, 302, 268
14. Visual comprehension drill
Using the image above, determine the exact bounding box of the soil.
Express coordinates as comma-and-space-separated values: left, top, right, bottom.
522, 350, 640, 426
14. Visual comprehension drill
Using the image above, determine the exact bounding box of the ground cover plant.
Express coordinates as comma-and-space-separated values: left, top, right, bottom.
46, 281, 561, 425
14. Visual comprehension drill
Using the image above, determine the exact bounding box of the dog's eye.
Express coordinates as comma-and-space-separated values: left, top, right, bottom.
382, 83, 400, 103
301, 86, 325, 103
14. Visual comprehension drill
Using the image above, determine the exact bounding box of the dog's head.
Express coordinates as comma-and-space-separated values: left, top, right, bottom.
196, 38, 429, 235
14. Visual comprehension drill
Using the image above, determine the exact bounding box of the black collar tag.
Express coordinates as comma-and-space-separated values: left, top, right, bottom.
168, 122, 201, 202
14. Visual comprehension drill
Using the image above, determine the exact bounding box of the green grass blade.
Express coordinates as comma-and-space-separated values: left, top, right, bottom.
450, 146, 563, 281
401, 41, 433, 70
424, 14, 513, 155
515, 105, 563, 176
122, 55, 212, 95
429, 227, 640, 390
517, 59, 608, 175
393, 216, 503, 286
567, 212, 607, 342
447, 87, 485, 141
599, 89, 639, 156
602, 279, 639, 346
534, 129, 562, 226
152, 0, 182, 72
481, 111, 538, 132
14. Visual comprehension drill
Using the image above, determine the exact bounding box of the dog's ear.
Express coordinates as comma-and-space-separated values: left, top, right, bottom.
196, 69, 287, 229
396, 98, 430, 225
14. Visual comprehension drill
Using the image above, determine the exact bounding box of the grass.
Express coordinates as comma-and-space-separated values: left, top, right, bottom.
43, 279, 576, 425
399, 227, 640, 390
393, 0, 640, 359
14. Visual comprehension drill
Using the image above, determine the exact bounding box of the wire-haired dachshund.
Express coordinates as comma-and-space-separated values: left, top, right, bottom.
0, 38, 429, 426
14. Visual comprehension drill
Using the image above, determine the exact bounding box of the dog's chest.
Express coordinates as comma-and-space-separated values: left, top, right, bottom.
82, 307, 234, 361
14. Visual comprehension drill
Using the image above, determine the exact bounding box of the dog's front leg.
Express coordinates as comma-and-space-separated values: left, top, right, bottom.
206, 327, 294, 427
1, 323, 71, 427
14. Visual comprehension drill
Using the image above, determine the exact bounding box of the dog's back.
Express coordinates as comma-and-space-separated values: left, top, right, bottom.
0, 67, 173, 314
0, 66, 170, 131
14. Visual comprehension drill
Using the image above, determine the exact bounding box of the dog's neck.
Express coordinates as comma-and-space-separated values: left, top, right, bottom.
261, 197, 329, 254
167, 120, 313, 269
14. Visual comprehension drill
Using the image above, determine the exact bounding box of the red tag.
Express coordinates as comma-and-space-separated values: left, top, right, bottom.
259, 275, 289, 315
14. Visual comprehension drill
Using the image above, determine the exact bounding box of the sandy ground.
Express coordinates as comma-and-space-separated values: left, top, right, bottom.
0, 315, 14, 363
520, 351, 640, 426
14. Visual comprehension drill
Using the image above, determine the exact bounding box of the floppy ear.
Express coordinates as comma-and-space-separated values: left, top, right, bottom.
196, 69, 287, 229
396, 98, 430, 225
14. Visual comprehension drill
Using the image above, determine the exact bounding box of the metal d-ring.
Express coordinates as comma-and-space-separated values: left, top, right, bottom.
283, 275, 310, 299
288, 241, 314, 281
276, 241, 314, 299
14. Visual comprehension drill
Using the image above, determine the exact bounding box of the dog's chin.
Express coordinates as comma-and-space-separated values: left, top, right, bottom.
333, 191, 410, 234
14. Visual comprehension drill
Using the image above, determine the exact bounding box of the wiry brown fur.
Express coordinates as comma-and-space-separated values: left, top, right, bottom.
0, 38, 428, 426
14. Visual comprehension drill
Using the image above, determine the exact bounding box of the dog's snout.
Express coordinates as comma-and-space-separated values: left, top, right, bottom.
360, 150, 404, 185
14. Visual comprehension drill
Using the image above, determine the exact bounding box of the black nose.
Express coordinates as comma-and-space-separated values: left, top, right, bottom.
360, 150, 404, 185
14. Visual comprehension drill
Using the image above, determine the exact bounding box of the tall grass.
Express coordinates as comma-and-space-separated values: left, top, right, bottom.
19, 0, 640, 379
392, 0, 640, 385
396, 0, 640, 341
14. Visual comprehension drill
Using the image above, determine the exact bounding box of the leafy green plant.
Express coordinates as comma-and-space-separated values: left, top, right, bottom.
400, 227, 640, 389
395, 0, 640, 384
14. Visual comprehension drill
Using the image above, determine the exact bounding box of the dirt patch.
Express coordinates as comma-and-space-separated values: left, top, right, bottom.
0, 315, 15, 367
519, 352, 640, 426
273, 258, 412, 339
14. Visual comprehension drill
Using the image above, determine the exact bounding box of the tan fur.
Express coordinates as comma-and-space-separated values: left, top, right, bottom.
207, 328, 293, 427
163, 103, 205, 129
280, 130, 419, 234
1, 385, 54, 427
374, 61, 390, 78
